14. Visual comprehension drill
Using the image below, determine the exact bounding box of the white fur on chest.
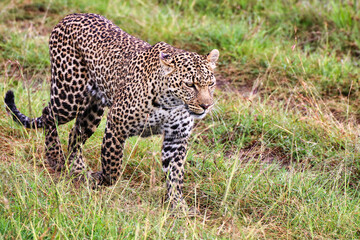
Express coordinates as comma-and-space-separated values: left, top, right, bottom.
137, 105, 192, 138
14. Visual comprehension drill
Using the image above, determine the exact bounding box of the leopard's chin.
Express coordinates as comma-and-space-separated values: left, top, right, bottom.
190, 111, 207, 119
184, 104, 206, 118
188, 109, 207, 119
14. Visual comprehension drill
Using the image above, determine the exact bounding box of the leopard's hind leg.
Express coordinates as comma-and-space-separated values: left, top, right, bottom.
45, 22, 92, 171
4, 91, 74, 171
67, 96, 105, 174
41, 105, 67, 171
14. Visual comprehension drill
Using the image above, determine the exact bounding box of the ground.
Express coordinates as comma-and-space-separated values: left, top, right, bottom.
0, 0, 360, 239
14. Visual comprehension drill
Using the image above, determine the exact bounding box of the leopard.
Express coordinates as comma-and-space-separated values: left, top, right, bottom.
4, 13, 219, 208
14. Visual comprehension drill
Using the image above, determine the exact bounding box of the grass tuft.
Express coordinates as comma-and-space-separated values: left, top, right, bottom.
1, 0, 360, 238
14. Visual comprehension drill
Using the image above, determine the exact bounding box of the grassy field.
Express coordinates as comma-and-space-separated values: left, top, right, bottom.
1, 0, 360, 238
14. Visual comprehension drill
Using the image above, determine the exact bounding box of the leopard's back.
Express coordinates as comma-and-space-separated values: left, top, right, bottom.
49, 13, 151, 107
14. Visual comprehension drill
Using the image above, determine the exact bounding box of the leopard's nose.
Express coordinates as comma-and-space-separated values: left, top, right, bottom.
200, 103, 212, 110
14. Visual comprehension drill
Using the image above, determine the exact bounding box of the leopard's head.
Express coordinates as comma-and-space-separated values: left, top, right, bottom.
160, 48, 219, 119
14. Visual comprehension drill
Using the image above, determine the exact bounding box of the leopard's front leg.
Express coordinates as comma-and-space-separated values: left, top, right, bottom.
92, 116, 126, 186
162, 110, 194, 208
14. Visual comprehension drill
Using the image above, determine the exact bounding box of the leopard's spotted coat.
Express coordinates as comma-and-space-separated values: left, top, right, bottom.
5, 13, 219, 207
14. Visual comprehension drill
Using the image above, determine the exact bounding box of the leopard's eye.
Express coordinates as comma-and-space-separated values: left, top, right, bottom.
184, 82, 195, 88
209, 82, 216, 87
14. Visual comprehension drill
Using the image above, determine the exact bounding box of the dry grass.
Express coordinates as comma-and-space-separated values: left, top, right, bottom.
1, 0, 360, 239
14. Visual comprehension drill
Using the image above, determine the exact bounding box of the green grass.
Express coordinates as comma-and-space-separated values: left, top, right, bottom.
1, 0, 360, 239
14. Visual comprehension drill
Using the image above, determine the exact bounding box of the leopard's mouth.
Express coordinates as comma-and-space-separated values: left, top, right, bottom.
185, 104, 208, 119
190, 111, 207, 119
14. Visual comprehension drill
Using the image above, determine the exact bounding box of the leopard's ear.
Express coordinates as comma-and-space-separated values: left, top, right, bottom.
207, 49, 219, 70
159, 52, 174, 75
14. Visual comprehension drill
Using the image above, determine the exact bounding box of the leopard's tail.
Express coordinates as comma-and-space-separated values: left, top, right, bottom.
4, 90, 44, 129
